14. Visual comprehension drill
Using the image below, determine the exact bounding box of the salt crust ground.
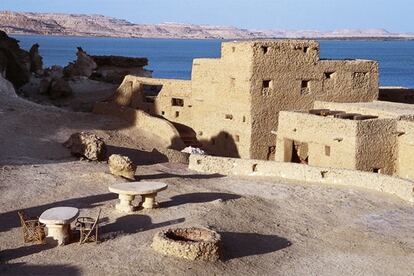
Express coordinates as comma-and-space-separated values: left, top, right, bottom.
1, 83, 414, 275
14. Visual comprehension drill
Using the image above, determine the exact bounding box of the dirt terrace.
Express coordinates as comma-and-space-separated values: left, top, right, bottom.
0, 78, 413, 276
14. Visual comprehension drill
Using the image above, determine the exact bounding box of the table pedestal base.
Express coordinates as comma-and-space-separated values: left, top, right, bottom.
116, 194, 136, 212
45, 223, 70, 245
140, 193, 158, 209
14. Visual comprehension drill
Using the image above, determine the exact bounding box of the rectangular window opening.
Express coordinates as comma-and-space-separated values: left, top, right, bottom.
242, 116, 246, 122
171, 98, 184, 107
161, 111, 165, 115
175, 111, 180, 118
303, 46, 309, 53
252, 164, 258, 172
301, 80, 310, 88
225, 114, 233, 120
325, 145, 331, 156
263, 80, 271, 89
234, 135, 240, 142
373, 168, 382, 173
261, 46, 268, 54
324, 72, 335, 79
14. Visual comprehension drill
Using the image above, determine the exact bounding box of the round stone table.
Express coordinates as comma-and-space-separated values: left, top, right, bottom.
39, 207, 79, 245
108, 181, 168, 212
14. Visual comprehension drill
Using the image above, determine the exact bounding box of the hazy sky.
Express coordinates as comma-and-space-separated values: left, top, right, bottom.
1, 0, 413, 32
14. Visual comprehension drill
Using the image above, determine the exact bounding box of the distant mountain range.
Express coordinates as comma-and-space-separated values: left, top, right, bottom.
1, 11, 413, 40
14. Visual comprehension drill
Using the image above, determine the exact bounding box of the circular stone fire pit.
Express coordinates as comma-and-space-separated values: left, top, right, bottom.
152, 227, 222, 262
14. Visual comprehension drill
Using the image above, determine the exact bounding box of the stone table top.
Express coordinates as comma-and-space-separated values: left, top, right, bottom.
39, 207, 79, 225
108, 181, 168, 195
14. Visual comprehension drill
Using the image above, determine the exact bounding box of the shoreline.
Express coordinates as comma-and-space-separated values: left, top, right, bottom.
8, 32, 414, 41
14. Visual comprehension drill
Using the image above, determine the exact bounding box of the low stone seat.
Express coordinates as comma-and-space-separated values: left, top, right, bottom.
108, 181, 168, 212
39, 207, 79, 245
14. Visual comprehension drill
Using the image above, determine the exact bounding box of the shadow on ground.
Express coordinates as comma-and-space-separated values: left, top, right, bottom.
220, 232, 291, 260
0, 243, 55, 263
160, 192, 241, 208
100, 214, 185, 240
0, 262, 81, 276
0, 193, 117, 233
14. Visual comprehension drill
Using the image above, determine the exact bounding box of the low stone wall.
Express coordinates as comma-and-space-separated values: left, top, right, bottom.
93, 102, 185, 149
189, 155, 414, 203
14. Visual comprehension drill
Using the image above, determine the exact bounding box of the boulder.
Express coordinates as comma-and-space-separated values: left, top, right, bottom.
63, 132, 106, 161
29, 43, 43, 75
49, 78, 72, 99
108, 154, 137, 180
63, 47, 97, 78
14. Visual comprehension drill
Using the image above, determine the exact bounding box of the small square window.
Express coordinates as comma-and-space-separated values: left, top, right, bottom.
263, 80, 271, 89
225, 114, 233, 120
373, 168, 382, 173
301, 80, 310, 88
324, 72, 335, 79
261, 46, 268, 54
171, 98, 184, 107
161, 111, 165, 115
303, 46, 309, 53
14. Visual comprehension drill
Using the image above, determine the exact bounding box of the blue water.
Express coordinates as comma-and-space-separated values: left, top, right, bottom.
13, 35, 414, 88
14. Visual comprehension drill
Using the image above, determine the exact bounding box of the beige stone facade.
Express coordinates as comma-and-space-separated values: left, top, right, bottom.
98, 40, 379, 159
274, 101, 414, 181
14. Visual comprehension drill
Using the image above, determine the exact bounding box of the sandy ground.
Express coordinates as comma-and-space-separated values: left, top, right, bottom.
1, 77, 414, 276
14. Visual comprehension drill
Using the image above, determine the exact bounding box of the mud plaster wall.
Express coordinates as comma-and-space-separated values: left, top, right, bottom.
274, 111, 358, 170
314, 100, 414, 120
355, 119, 397, 174
396, 121, 414, 180
190, 42, 253, 158
249, 40, 379, 160
188, 155, 414, 203
113, 76, 192, 126
93, 102, 185, 149
105, 40, 378, 160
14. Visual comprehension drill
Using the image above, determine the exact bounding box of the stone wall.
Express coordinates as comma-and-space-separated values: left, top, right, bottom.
379, 87, 414, 104
249, 40, 379, 160
98, 40, 379, 160
188, 154, 414, 203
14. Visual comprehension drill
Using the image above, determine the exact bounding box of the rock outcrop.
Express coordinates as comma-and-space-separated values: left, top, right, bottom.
90, 55, 151, 84
108, 154, 137, 180
29, 43, 43, 75
0, 30, 31, 88
63, 132, 106, 161
63, 47, 97, 78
